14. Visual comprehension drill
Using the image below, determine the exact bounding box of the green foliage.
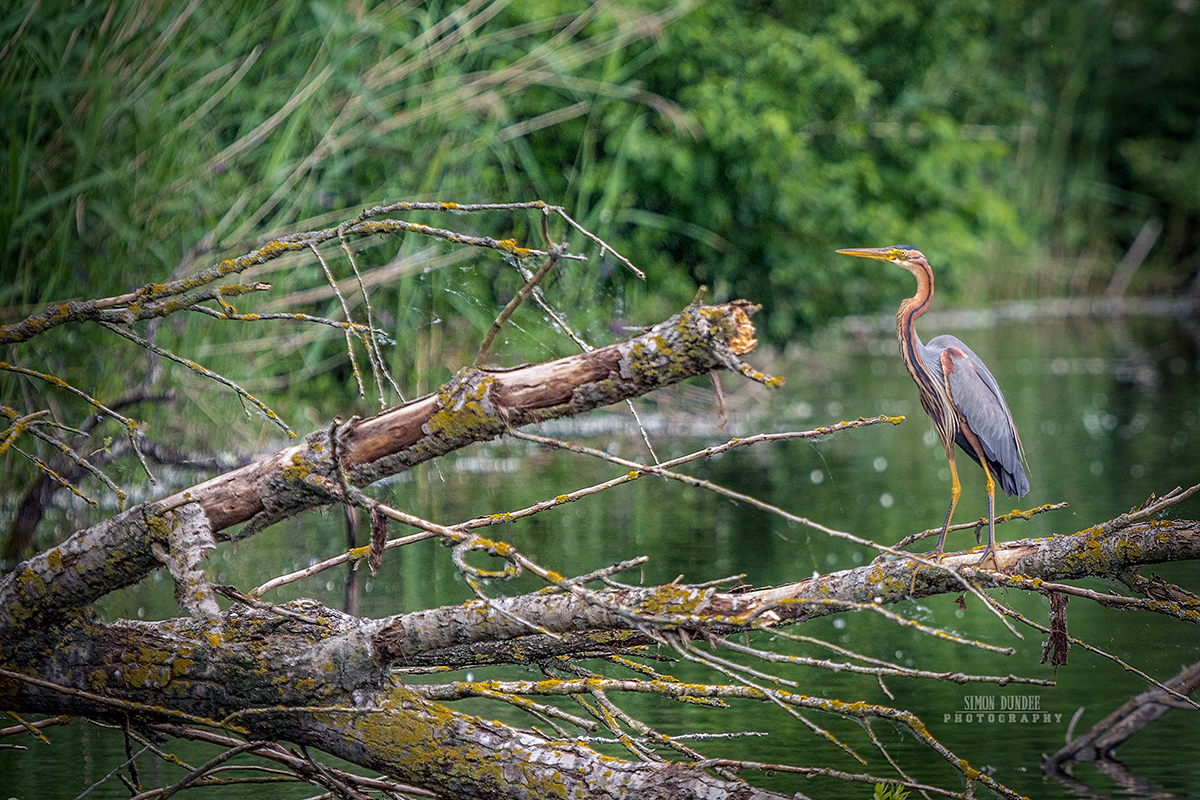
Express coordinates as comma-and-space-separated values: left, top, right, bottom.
0, 0, 690, 541
561, 0, 1045, 339
563, 0, 1197, 334
872, 782, 911, 800
4, 0, 1196, 342
2, 0, 1197, 538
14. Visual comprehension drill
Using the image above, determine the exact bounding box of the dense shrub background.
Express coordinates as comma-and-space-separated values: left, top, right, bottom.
2, 0, 1197, 501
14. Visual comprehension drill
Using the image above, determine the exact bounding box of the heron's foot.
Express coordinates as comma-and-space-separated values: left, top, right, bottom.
971, 546, 1000, 571
908, 550, 944, 595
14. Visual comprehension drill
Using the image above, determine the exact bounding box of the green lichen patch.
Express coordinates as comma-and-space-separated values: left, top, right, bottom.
422, 370, 506, 449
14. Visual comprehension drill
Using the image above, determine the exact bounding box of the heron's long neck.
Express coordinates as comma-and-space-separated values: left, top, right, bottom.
896, 261, 934, 385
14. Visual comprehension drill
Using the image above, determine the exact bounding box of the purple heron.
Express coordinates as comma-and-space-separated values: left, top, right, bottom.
836, 246, 1029, 569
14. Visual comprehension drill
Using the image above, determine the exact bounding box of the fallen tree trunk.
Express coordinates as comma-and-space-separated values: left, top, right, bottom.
0, 301, 765, 626
173, 299, 766, 535
5, 293, 1197, 800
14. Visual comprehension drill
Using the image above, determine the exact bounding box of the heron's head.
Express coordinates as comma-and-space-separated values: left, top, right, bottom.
835, 246, 928, 272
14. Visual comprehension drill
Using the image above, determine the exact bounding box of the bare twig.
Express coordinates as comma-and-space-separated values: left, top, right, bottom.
475, 244, 565, 366
250, 420, 895, 596
148, 724, 438, 798
890, 501, 1069, 551
150, 740, 270, 800
96, 321, 295, 439
1104, 482, 1200, 531
718, 631, 1051, 684
0, 711, 55, 744
0, 668, 227, 729
0, 363, 152, 480
212, 585, 324, 625
74, 743, 154, 800
308, 241, 366, 400
996, 606, 1200, 709
512, 422, 1024, 638
337, 226, 402, 406
346, 200, 642, 277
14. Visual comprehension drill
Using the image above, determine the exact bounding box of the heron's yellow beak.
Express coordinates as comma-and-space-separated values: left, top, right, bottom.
835, 247, 902, 262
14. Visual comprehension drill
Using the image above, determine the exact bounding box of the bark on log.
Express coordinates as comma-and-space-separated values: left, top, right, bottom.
368, 518, 1200, 669
3, 518, 1195, 798
1, 600, 789, 799
743, 518, 1200, 612
169, 300, 764, 535
5, 520, 1191, 796
0, 301, 763, 626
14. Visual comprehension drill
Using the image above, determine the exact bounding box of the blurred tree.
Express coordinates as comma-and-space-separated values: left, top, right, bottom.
1029, 0, 1200, 284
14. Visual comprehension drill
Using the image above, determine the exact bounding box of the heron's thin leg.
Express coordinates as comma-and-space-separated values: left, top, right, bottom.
912, 448, 961, 594
973, 461, 998, 569
934, 451, 962, 558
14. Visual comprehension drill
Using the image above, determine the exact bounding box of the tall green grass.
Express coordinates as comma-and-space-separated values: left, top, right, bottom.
0, 0, 696, 552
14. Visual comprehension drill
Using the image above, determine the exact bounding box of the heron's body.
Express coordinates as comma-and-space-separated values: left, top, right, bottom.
836, 246, 1028, 569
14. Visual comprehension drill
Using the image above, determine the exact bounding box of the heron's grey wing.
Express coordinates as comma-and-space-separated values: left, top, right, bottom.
930, 335, 1029, 498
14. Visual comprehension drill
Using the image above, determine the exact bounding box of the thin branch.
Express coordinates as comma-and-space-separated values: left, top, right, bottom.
0, 363, 152, 479
346, 199, 642, 277
11, 442, 101, 508
442, 685, 597, 733
17, 415, 129, 506
890, 501, 1070, 551
0, 668, 230, 730
212, 585, 325, 625
753, 596, 1016, 654
0, 198, 613, 349
148, 724, 438, 798
148, 741, 270, 800
1104, 482, 1200, 531
337, 226, 403, 405
96, 321, 295, 439
475, 244, 564, 366
998, 574, 1200, 622
1, 711, 55, 743
717, 633, 1051, 685
308, 241, 366, 400
665, 632, 868, 765
185, 304, 383, 333
996, 605, 1200, 709
73, 743, 154, 800
512, 424, 1024, 638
